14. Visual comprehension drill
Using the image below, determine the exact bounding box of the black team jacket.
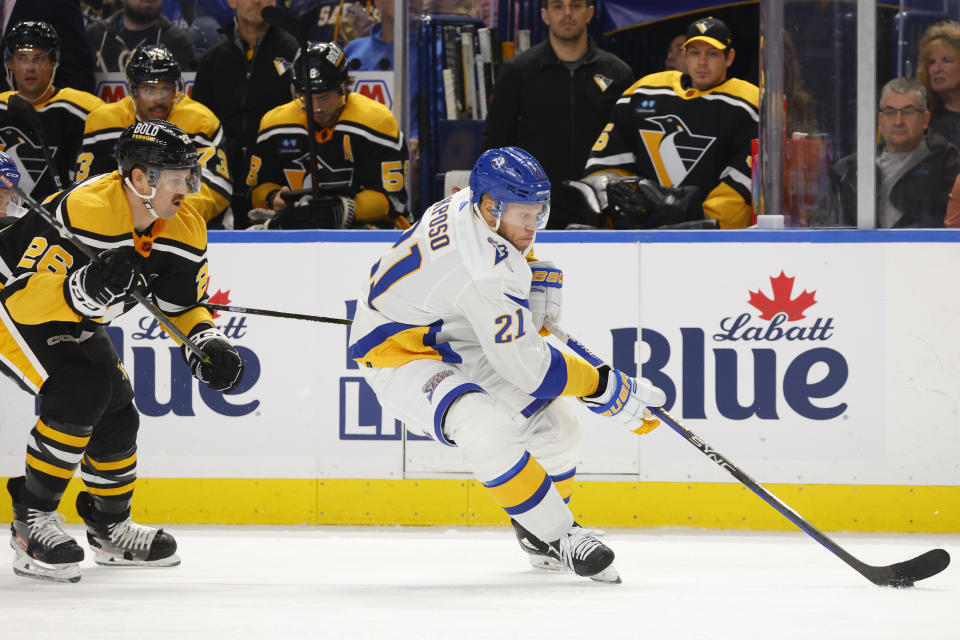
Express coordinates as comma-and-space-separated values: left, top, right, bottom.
482, 38, 633, 229
191, 22, 299, 224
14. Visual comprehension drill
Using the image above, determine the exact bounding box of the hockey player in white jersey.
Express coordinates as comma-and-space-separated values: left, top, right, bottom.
348, 147, 666, 582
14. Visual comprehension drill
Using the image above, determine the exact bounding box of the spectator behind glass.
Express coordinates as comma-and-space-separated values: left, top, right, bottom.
917, 21, 960, 150
665, 33, 685, 72
0, 0, 96, 92
817, 77, 960, 228
482, 0, 633, 229
191, 0, 298, 228
86, 0, 196, 72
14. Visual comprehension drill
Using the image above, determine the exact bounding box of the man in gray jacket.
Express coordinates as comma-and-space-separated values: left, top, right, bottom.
817, 77, 960, 227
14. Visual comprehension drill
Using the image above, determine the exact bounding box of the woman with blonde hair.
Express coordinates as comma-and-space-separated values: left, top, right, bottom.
917, 20, 960, 148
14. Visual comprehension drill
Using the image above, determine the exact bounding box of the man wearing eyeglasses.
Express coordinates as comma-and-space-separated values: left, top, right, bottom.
75, 44, 232, 226
818, 77, 960, 227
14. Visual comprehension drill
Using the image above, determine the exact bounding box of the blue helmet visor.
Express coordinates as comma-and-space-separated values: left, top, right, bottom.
498, 199, 550, 230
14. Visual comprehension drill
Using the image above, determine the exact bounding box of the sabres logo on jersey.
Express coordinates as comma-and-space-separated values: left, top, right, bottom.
487, 236, 510, 267
638, 114, 715, 187
0, 125, 58, 194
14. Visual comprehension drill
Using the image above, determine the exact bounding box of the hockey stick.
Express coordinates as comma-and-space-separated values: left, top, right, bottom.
203, 302, 351, 325
0, 174, 208, 362
7, 94, 63, 191
544, 321, 951, 587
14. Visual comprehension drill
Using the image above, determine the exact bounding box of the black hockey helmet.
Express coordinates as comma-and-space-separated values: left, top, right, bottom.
291, 41, 348, 94
117, 120, 201, 193
3, 21, 60, 63
126, 44, 181, 88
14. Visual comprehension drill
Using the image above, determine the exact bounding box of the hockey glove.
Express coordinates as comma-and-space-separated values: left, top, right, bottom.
607, 178, 703, 229
182, 325, 244, 393
528, 260, 563, 331
267, 194, 356, 229
580, 366, 667, 435
66, 247, 141, 317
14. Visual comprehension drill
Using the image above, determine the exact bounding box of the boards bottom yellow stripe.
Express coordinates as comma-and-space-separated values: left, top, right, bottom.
0, 478, 954, 532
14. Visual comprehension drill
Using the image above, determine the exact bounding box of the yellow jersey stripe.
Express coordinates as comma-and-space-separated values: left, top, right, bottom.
85, 481, 136, 496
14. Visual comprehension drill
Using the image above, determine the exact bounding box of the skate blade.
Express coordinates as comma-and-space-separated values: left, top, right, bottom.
527, 555, 564, 572
92, 550, 181, 567
589, 565, 622, 584
12, 550, 81, 583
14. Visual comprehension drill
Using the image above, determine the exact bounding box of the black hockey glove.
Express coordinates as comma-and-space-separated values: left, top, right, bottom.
606, 178, 702, 229
66, 247, 141, 317
182, 325, 244, 393
268, 194, 356, 229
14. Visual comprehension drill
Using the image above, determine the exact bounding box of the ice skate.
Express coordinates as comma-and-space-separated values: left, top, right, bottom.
555, 526, 621, 584
510, 518, 563, 571
76, 491, 179, 567
7, 477, 83, 583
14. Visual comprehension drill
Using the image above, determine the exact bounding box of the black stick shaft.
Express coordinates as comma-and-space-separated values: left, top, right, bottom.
548, 322, 949, 587
204, 302, 351, 325
0, 175, 207, 361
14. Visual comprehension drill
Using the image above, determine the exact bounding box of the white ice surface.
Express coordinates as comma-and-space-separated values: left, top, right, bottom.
0, 526, 956, 639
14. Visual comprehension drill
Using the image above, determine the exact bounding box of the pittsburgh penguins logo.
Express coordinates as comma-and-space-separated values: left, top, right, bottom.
0, 125, 57, 194
281, 151, 354, 191
638, 115, 715, 187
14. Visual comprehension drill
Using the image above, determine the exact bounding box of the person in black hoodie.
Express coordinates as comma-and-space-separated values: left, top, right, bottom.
85, 0, 196, 72
191, 0, 298, 228
482, 0, 633, 230
816, 77, 960, 228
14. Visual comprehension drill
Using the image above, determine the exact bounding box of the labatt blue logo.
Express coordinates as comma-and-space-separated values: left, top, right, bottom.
610, 271, 847, 421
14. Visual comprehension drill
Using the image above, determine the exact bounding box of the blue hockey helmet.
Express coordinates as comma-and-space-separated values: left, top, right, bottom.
0, 149, 23, 216
469, 147, 551, 229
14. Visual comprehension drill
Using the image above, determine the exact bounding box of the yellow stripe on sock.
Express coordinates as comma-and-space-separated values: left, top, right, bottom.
26, 454, 76, 479
84, 453, 137, 471
553, 476, 575, 502
85, 480, 136, 497
485, 456, 548, 510
36, 419, 90, 449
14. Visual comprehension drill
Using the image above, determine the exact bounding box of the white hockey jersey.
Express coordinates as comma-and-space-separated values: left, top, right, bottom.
348, 187, 599, 414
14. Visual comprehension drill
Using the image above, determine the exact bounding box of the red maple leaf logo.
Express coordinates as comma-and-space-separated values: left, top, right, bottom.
207, 287, 232, 319
747, 271, 816, 321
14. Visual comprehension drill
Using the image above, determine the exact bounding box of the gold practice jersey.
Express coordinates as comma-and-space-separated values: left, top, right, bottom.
585, 71, 759, 229
74, 95, 232, 223
246, 92, 409, 228
0, 172, 215, 367
0, 88, 105, 202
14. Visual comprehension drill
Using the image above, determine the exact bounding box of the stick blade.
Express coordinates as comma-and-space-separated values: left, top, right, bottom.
866, 548, 950, 587
7, 93, 37, 123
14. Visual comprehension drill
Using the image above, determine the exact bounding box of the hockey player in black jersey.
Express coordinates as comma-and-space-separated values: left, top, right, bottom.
0, 121, 244, 583
75, 44, 232, 225
579, 17, 759, 229
0, 21, 104, 202
245, 41, 410, 230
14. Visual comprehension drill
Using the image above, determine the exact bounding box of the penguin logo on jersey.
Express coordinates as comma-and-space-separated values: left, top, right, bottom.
282, 151, 354, 191
594, 74, 613, 92
638, 115, 715, 187
0, 126, 58, 195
